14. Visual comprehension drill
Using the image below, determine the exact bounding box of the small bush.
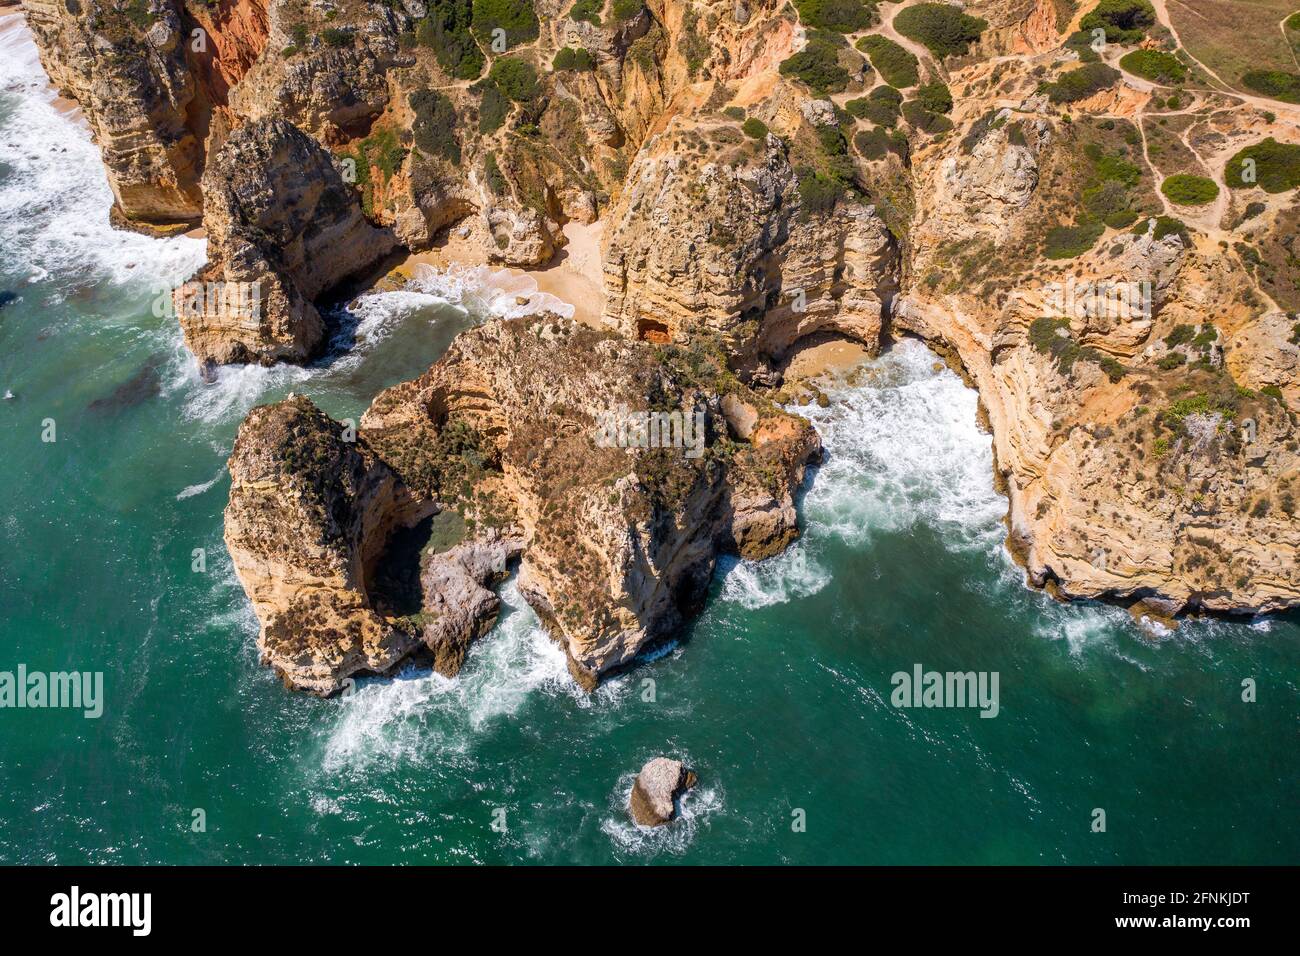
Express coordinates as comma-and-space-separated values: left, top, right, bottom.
793, 0, 878, 33
417, 0, 484, 80
1044, 219, 1105, 259
894, 3, 987, 59
1041, 62, 1120, 103
914, 80, 953, 114
797, 168, 847, 214
855, 34, 919, 87
858, 87, 902, 127
1161, 174, 1219, 206
901, 99, 953, 135
322, 27, 353, 47
1224, 137, 1300, 192
552, 46, 594, 71
1079, 0, 1155, 44
488, 56, 540, 102
1241, 70, 1300, 104
742, 117, 769, 139
471, 0, 539, 47
611, 0, 642, 19
484, 151, 507, 194
477, 83, 510, 133
409, 89, 461, 163
567, 0, 602, 25
779, 39, 850, 94
854, 126, 890, 160
1119, 48, 1186, 83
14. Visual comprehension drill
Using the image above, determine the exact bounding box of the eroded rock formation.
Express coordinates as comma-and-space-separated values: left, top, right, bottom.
630, 756, 697, 827
227, 315, 819, 692
177, 117, 397, 366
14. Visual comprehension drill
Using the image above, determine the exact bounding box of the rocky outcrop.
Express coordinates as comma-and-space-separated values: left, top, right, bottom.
629, 756, 697, 827
417, 530, 524, 676
360, 316, 822, 687
23, 0, 204, 225
225, 314, 820, 693
895, 51, 1300, 615
224, 395, 421, 696
177, 117, 397, 367
601, 105, 896, 381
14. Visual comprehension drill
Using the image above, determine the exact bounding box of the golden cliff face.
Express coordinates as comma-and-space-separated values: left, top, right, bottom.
23, 0, 206, 224
895, 50, 1300, 615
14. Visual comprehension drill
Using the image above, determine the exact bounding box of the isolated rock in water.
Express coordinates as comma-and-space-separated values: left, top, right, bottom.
177, 118, 397, 367
630, 757, 697, 827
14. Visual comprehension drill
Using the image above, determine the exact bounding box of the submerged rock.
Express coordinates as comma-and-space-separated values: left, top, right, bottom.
629, 757, 697, 827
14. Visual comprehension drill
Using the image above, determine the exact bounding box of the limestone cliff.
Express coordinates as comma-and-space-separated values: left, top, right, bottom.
177, 117, 397, 367
23, 0, 205, 225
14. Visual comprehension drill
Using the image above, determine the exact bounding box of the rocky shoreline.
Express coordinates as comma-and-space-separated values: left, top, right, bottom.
21, 0, 1300, 690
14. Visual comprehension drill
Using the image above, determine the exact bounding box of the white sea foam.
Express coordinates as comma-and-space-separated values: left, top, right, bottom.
796, 339, 1006, 548
720, 338, 1006, 608
0, 22, 204, 292
718, 542, 832, 609
175, 464, 227, 500
600, 767, 723, 857
319, 580, 586, 773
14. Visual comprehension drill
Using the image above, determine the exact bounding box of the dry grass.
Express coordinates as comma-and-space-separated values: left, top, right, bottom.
1164, 0, 1299, 90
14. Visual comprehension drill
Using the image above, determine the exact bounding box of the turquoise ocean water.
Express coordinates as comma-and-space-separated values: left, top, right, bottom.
1, 20, 1295, 864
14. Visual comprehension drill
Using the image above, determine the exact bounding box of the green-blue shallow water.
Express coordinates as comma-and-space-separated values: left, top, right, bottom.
1, 22, 1296, 865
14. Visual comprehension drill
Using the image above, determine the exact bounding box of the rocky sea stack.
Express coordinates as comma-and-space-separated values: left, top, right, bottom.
630, 757, 698, 827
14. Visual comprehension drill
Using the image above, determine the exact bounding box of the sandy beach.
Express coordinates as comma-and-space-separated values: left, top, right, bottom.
393, 219, 607, 327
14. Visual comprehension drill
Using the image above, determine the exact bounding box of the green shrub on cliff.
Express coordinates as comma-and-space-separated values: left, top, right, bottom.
417, 0, 485, 80
1161, 174, 1218, 206
1118, 49, 1186, 84
1041, 62, 1120, 103
894, 3, 987, 59
471, 83, 507, 133
410, 90, 461, 163
1224, 138, 1300, 192
914, 80, 953, 114
1079, 0, 1155, 43
552, 47, 595, 71
488, 56, 540, 102
793, 0, 878, 34
1241, 70, 1300, 104
567, 0, 602, 24
779, 39, 851, 94
742, 118, 769, 139
1043, 219, 1105, 259
855, 34, 919, 88
472, 0, 540, 48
